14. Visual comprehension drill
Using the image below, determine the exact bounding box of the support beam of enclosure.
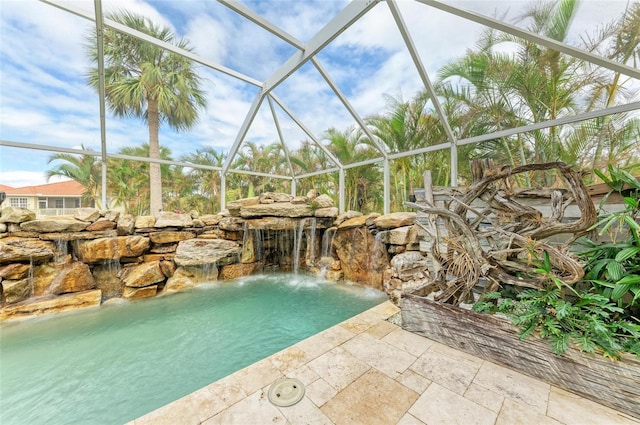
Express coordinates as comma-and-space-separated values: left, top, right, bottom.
220, 173, 226, 211
339, 169, 346, 213
387, 0, 459, 186
457, 102, 640, 147
418, 0, 640, 81
262, 0, 382, 95
384, 159, 390, 214
0, 140, 223, 171
267, 96, 295, 179
385, 101, 640, 160
92, 0, 108, 209
228, 169, 293, 180
222, 92, 265, 175
40, 0, 262, 87
270, 94, 344, 169
297, 167, 341, 180
217, 0, 305, 50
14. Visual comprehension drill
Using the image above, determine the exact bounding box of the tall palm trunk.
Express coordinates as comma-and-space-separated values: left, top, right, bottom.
148, 98, 163, 214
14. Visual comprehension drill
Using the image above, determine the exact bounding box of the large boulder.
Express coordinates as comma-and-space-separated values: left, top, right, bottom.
72, 236, 150, 263
259, 192, 293, 204
174, 238, 240, 266
0, 290, 102, 321
2, 278, 30, 304
227, 197, 259, 217
219, 262, 263, 280
74, 208, 101, 222
117, 214, 135, 235
149, 231, 196, 244
154, 212, 193, 228
337, 215, 369, 230
199, 214, 223, 226
312, 194, 334, 208
86, 219, 117, 231
20, 217, 88, 233
31, 263, 60, 296
334, 211, 363, 226
92, 264, 124, 299
0, 207, 35, 224
39, 230, 118, 241
373, 212, 416, 229
241, 203, 313, 218
121, 261, 165, 288
333, 225, 388, 290
0, 238, 56, 264
134, 215, 156, 229
0, 263, 31, 280
314, 207, 339, 218
245, 217, 298, 231
164, 265, 219, 291
389, 251, 429, 281
218, 217, 245, 232
122, 286, 157, 299
49, 262, 96, 295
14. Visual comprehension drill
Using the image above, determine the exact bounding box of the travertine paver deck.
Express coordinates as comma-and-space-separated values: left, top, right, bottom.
132, 301, 640, 425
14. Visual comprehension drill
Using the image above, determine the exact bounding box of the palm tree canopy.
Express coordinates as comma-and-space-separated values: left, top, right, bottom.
86, 10, 207, 131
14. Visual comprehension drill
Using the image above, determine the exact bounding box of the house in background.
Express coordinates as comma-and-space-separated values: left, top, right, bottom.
0, 180, 91, 217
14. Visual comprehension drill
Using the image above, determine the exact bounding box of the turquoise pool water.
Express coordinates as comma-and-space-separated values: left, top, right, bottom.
0, 274, 386, 425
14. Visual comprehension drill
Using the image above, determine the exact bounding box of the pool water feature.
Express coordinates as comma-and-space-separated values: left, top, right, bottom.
0, 274, 386, 425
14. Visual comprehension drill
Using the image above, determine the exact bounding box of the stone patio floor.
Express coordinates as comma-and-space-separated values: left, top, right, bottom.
132, 301, 640, 425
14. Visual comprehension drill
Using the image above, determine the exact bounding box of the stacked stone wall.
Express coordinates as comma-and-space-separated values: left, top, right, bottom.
0, 193, 428, 321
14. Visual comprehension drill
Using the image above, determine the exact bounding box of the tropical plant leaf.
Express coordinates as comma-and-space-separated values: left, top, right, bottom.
612, 283, 632, 301
606, 261, 625, 281
615, 246, 640, 262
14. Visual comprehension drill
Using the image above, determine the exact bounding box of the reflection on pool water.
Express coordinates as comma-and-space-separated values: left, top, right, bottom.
0, 273, 386, 425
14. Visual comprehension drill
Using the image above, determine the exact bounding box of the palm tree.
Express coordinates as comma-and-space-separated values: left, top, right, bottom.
231, 142, 288, 198
47, 146, 101, 207
290, 140, 334, 198
323, 127, 382, 211
180, 147, 226, 213
86, 10, 206, 215
106, 144, 173, 215
437, 0, 599, 186
580, 3, 640, 179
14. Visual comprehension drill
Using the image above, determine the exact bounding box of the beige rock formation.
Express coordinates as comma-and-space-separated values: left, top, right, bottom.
0, 263, 30, 280
122, 285, 157, 300
0, 238, 56, 263
241, 203, 313, 218
92, 264, 124, 299
154, 212, 193, 228
74, 208, 101, 222
149, 231, 196, 244
72, 236, 150, 263
333, 224, 388, 290
0, 289, 102, 321
0, 207, 35, 223
373, 212, 416, 229
86, 219, 117, 231
121, 261, 165, 288
20, 217, 88, 233
174, 238, 240, 266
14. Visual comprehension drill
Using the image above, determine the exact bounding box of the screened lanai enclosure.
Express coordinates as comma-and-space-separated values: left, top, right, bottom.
1, 0, 639, 215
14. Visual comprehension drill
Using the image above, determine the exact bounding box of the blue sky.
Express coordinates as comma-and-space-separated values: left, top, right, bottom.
0, 0, 635, 187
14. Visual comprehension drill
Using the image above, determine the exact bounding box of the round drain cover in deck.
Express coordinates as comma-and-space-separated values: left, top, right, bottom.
267, 378, 305, 407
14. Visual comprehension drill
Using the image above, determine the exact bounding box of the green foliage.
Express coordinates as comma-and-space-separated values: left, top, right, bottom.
579, 166, 640, 312
474, 285, 640, 359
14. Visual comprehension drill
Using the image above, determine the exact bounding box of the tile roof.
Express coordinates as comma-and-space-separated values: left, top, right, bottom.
1, 180, 85, 196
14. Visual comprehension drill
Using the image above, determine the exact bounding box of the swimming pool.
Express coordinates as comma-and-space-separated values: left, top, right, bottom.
0, 274, 386, 425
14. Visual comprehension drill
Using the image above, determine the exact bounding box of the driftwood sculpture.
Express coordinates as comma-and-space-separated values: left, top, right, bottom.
405, 160, 597, 306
